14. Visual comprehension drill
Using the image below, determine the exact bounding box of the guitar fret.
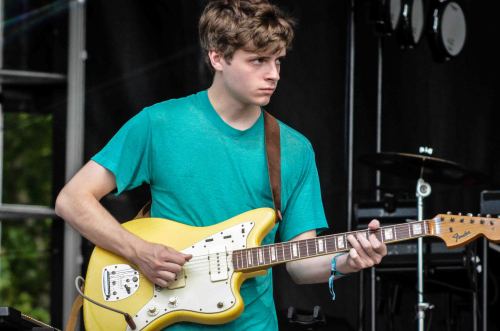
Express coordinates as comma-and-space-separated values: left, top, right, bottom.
412, 222, 423, 236
317, 238, 324, 253
337, 235, 346, 250
311, 239, 316, 255
258, 248, 264, 264
292, 242, 298, 258
270, 246, 276, 261
326, 236, 332, 253
247, 249, 252, 266
239, 250, 245, 269
264, 247, 269, 264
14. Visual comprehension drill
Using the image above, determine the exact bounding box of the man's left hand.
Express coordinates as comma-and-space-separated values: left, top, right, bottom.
343, 219, 387, 272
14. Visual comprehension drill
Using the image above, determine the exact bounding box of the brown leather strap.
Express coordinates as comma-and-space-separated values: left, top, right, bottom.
64, 294, 83, 331
264, 111, 282, 222
134, 200, 151, 219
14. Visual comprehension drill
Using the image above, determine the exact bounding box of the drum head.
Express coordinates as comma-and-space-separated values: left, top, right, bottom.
390, 0, 402, 31
440, 2, 466, 56
397, 0, 425, 48
411, 0, 424, 44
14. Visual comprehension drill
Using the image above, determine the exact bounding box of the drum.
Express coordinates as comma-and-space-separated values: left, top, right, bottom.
397, 0, 425, 49
428, 0, 467, 61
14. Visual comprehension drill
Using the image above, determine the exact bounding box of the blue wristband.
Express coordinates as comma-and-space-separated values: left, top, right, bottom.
329, 253, 347, 300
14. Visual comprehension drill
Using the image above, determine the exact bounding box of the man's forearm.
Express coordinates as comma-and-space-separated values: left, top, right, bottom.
55, 187, 144, 261
286, 253, 357, 284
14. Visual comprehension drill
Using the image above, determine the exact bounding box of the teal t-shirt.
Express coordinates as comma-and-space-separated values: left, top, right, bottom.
92, 90, 328, 330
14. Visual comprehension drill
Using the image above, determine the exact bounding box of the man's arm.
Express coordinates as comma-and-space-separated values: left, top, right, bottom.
286, 220, 387, 284
55, 160, 190, 287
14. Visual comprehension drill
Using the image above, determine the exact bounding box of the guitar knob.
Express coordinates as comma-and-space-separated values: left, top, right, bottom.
168, 297, 178, 308
148, 306, 159, 316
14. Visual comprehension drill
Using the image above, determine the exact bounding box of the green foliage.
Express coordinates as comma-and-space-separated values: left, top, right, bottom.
0, 112, 53, 323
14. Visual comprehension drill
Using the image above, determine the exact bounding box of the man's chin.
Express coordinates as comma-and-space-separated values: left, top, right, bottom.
254, 96, 272, 106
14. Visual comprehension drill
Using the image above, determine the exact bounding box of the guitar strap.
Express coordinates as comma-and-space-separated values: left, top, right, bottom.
263, 111, 282, 222
135, 110, 283, 222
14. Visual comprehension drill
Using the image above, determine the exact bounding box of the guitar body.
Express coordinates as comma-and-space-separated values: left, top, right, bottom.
83, 208, 276, 331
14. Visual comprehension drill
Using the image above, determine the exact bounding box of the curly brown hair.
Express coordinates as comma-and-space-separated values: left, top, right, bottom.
199, 0, 295, 69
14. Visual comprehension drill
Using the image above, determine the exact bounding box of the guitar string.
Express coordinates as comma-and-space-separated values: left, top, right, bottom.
134, 218, 497, 267
106, 218, 497, 273
100, 216, 498, 275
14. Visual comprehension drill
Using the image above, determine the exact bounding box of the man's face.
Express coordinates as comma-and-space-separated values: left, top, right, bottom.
217, 48, 286, 107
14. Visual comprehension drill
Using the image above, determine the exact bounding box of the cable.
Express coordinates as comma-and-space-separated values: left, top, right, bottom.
74, 276, 137, 330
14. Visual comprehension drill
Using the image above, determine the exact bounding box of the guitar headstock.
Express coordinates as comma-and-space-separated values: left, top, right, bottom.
430, 213, 500, 248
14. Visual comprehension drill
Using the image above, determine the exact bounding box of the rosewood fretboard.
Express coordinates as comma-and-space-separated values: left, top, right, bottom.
232, 219, 433, 272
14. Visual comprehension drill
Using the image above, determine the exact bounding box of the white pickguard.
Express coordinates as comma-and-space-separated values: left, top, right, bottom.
123, 221, 255, 331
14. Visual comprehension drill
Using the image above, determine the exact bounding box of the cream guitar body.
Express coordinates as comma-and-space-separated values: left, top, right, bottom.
82, 208, 500, 330
83, 208, 276, 331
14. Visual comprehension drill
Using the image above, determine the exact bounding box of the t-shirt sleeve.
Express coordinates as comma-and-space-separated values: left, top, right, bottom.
91, 109, 152, 195
279, 143, 329, 242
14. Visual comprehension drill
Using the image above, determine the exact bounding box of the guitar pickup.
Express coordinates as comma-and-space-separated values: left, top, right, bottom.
208, 247, 229, 282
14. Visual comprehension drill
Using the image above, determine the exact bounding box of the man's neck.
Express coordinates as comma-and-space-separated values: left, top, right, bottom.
207, 84, 261, 131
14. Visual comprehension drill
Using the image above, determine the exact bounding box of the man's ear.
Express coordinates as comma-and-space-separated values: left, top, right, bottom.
208, 50, 225, 71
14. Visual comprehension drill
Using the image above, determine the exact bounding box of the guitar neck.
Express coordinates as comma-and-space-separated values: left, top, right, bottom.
233, 219, 433, 272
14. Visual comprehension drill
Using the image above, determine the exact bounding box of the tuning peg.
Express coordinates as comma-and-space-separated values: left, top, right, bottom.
477, 213, 482, 217
458, 212, 462, 216
446, 211, 452, 215
467, 213, 473, 217
486, 214, 491, 218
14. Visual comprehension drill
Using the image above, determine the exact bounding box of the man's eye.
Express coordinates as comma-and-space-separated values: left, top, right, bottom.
252, 58, 265, 64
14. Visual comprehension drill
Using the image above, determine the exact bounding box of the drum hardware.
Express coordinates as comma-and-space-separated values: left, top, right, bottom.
427, 0, 467, 62
359, 149, 490, 331
286, 306, 326, 330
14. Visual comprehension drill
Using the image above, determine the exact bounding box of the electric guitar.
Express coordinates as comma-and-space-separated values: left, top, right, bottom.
82, 208, 500, 330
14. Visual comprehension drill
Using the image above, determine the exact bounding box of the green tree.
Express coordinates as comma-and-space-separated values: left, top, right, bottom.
0, 112, 53, 323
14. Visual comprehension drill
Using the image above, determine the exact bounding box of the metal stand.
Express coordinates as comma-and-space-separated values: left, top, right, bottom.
416, 178, 432, 331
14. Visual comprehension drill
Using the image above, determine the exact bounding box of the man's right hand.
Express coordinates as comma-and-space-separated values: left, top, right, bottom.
130, 241, 192, 288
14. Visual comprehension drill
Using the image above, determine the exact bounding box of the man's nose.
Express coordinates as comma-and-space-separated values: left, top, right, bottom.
265, 62, 280, 81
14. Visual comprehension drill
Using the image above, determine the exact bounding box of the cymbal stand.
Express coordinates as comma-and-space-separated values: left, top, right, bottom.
416, 177, 433, 331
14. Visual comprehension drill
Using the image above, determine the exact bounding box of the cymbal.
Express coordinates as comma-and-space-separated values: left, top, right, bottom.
358, 152, 489, 185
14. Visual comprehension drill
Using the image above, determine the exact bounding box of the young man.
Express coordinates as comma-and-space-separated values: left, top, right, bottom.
55, 0, 387, 330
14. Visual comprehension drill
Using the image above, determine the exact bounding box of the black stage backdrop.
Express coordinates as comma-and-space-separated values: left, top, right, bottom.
83, 1, 500, 330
